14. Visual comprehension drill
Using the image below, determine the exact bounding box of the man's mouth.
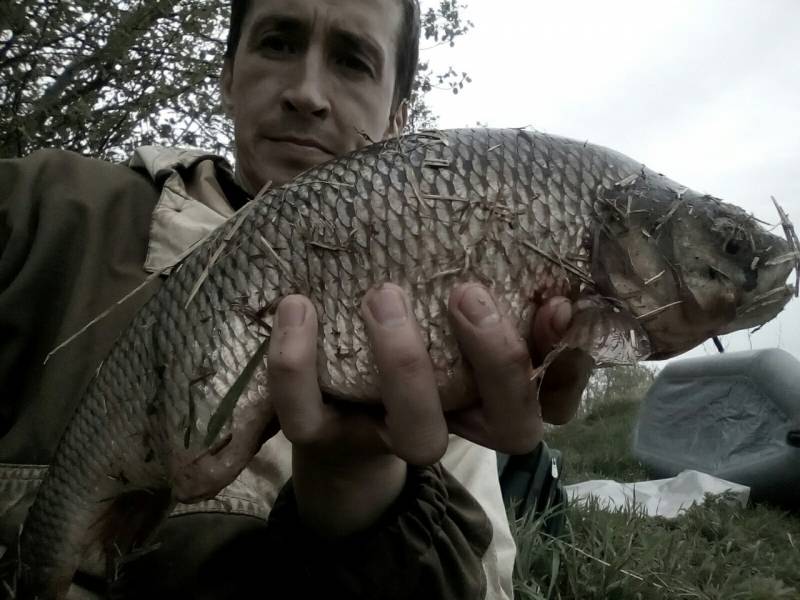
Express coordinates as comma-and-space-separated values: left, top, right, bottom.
267, 136, 334, 156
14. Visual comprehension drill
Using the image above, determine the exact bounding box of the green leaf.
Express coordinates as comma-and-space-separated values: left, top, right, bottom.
203, 335, 269, 448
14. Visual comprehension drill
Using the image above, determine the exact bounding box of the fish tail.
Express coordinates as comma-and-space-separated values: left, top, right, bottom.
19, 473, 172, 599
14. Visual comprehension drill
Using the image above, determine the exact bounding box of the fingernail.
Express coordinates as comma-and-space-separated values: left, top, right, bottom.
459, 285, 500, 327
367, 287, 408, 327
552, 299, 572, 334
277, 298, 306, 328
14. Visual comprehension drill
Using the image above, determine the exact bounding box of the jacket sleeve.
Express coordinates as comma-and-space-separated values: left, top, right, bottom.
0, 149, 162, 564
117, 463, 494, 600
265, 463, 493, 599
0, 149, 161, 467
442, 436, 517, 600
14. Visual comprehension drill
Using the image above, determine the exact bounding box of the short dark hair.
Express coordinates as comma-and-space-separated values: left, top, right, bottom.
225, 0, 420, 112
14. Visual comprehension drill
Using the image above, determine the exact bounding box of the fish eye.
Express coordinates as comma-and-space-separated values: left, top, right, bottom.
724, 239, 741, 255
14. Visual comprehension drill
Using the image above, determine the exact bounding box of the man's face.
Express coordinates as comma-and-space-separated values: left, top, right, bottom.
222, 0, 406, 192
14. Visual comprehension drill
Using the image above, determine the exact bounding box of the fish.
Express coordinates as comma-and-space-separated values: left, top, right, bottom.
18, 128, 798, 597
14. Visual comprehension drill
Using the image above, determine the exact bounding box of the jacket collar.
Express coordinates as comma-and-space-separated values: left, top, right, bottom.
129, 146, 250, 273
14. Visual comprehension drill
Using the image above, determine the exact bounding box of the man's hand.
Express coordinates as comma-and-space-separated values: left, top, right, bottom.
529, 295, 594, 425
267, 283, 592, 536
444, 284, 593, 454
268, 287, 448, 538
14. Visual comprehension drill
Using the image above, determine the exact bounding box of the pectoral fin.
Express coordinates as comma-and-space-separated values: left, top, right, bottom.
558, 295, 651, 367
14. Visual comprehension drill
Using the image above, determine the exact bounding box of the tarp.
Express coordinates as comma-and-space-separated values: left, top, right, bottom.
565, 470, 750, 518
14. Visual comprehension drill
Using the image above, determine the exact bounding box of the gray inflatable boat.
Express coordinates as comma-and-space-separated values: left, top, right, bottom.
633, 348, 800, 507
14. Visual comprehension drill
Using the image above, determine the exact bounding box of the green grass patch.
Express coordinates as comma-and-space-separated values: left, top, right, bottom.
511, 396, 800, 599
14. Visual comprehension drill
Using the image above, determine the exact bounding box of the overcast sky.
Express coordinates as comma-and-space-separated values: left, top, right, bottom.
422, 0, 800, 365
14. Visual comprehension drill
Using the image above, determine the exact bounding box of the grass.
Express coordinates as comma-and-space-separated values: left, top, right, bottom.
510, 394, 800, 599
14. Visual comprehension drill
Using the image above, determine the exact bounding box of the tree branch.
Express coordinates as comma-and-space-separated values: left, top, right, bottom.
34, 0, 178, 115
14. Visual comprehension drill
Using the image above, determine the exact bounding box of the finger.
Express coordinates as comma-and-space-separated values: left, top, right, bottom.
269, 296, 393, 457
446, 406, 543, 455
268, 295, 329, 444
538, 348, 593, 425
530, 296, 573, 363
529, 297, 593, 424
448, 283, 539, 430
362, 284, 448, 466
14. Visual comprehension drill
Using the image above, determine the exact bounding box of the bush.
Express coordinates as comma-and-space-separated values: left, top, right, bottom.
578, 364, 657, 418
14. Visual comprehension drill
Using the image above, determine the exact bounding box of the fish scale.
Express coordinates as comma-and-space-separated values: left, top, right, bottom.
19, 128, 795, 598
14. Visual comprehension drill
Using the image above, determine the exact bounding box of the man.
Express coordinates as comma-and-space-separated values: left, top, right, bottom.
0, 0, 590, 597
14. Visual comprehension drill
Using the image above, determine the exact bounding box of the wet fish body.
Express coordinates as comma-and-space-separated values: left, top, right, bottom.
19, 129, 796, 596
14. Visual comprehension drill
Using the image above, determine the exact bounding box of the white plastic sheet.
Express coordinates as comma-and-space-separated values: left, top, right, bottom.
565, 470, 750, 519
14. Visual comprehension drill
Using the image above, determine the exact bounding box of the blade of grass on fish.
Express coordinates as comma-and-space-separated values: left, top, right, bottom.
42, 194, 264, 364
185, 207, 251, 309
204, 335, 270, 448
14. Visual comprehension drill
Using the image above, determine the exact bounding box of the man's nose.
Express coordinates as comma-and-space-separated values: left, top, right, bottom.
280, 52, 331, 118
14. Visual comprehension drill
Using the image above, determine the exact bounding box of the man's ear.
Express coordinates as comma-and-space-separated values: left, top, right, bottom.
384, 99, 409, 139
221, 58, 235, 116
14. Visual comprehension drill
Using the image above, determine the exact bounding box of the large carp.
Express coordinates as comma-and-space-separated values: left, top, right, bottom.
19, 129, 798, 597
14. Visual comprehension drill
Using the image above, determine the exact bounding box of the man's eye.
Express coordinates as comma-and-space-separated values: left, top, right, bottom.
338, 54, 373, 76
260, 35, 296, 54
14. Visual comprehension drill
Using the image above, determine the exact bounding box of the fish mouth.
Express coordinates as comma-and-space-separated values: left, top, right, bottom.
717, 198, 799, 335
718, 284, 795, 335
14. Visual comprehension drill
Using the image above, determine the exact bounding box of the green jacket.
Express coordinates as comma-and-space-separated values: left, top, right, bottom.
0, 148, 516, 599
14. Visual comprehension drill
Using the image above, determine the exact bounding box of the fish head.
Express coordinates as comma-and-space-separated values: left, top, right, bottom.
700, 198, 798, 335
591, 175, 797, 359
